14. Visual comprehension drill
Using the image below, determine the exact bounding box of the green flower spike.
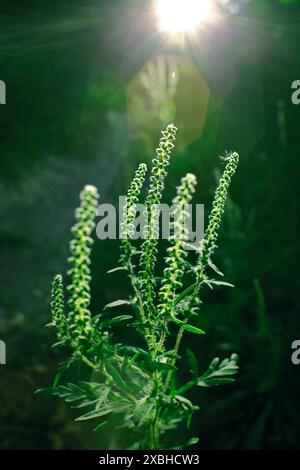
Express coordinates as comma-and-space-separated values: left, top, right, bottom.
67, 185, 99, 346
50, 274, 68, 345
198, 152, 239, 272
158, 173, 197, 323
120, 163, 147, 267
139, 123, 177, 323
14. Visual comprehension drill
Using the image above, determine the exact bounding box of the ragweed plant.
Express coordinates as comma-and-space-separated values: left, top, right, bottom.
39, 125, 240, 450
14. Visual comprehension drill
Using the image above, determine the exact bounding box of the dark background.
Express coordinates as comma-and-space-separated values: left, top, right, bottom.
0, 0, 300, 449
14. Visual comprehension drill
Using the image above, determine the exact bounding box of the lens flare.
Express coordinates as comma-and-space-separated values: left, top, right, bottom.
156, 0, 212, 34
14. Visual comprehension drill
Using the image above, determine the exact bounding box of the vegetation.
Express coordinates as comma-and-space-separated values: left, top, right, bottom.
39, 125, 240, 450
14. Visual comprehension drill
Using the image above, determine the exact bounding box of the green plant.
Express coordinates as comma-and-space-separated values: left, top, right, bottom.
39, 124, 240, 450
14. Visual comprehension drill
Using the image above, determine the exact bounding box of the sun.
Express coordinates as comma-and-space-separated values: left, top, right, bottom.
156, 0, 212, 34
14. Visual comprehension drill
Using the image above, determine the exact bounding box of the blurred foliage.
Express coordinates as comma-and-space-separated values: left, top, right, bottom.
0, 0, 300, 450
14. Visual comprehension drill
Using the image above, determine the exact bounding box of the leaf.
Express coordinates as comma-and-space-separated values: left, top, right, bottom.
105, 364, 128, 390
174, 283, 198, 307
104, 299, 132, 310
175, 395, 198, 412
203, 279, 235, 289
132, 397, 155, 428
76, 404, 127, 421
67, 382, 86, 394
53, 371, 62, 387
102, 315, 133, 327
208, 260, 224, 276
197, 353, 239, 387
94, 388, 110, 409
93, 421, 108, 432
71, 398, 99, 409
131, 249, 142, 256
183, 437, 199, 448
164, 349, 181, 360
172, 437, 199, 450
170, 314, 205, 335
78, 381, 104, 394
198, 377, 236, 387
35, 387, 57, 396
186, 434, 199, 445
49, 385, 71, 398
107, 266, 127, 274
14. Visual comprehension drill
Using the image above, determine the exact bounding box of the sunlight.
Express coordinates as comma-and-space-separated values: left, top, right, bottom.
156, 0, 212, 34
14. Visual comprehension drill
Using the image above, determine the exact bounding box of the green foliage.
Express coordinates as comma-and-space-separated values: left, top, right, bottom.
176, 354, 240, 394
40, 125, 240, 450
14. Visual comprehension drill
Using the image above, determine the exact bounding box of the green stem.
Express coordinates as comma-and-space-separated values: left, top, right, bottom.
175, 379, 197, 396
162, 274, 205, 395
163, 327, 184, 394
81, 355, 98, 370
150, 407, 160, 449
128, 259, 158, 357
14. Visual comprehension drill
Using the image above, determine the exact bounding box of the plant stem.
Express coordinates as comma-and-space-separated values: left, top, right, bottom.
150, 407, 160, 449
81, 355, 98, 370
128, 259, 158, 357
175, 379, 197, 396
163, 327, 184, 394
